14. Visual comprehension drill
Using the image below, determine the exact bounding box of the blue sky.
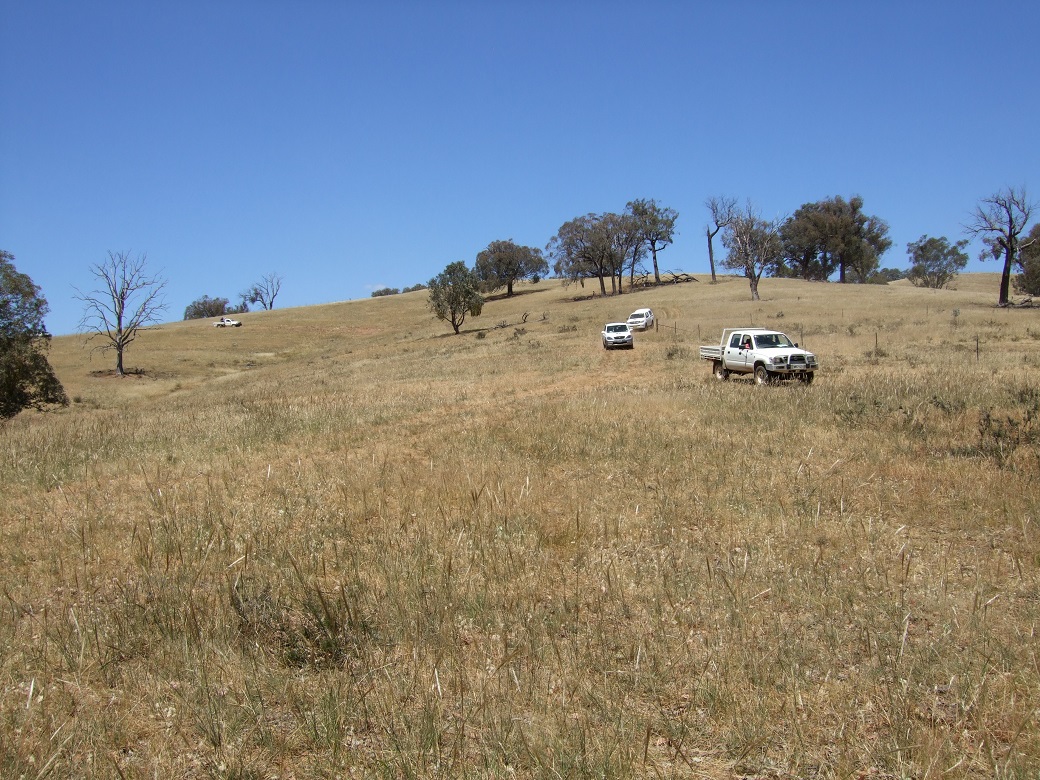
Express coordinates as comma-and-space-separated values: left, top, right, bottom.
2, 0, 1037, 335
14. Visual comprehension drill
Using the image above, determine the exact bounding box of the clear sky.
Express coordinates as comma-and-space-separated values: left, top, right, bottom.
3, 0, 1037, 336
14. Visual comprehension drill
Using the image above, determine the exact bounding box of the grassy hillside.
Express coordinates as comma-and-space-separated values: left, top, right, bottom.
3, 273, 1039, 778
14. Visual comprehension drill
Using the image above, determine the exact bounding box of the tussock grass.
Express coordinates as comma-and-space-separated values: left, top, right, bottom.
2, 274, 1039, 778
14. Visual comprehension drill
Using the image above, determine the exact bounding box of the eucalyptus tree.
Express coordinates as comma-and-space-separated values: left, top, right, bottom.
474, 240, 548, 297
1015, 223, 1040, 296
605, 211, 643, 292
627, 198, 677, 285
905, 235, 969, 289
547, 213, 625, 296
184, 295, 246, 320
428, 261, 484, 334
840, 202, 892, 283
779, 200, 835, 280
778, 195, 890, 282
0, 250, 68, 419
965, 187, 1035, 305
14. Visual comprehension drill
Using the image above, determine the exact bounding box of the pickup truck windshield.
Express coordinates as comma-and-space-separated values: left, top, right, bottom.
755, 333, 795, 349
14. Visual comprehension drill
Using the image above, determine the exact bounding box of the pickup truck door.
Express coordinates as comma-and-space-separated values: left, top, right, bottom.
724, 332, 750, 372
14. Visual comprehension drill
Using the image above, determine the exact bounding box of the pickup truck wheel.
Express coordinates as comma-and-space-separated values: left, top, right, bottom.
602, 340, 608, 349
754, 365, 771, 385
712, 361, 730, 381
798, 372, 814, 385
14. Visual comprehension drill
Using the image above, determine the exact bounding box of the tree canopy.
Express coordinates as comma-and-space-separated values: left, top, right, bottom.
0, 250, 68, 419
906, 235, 969, 289
1015, 223, 1040, 296
606, 211, 644, 291
184, 295, 246, 320
428, 261, 484, 334
475, 240, 548, 297
547, 213, 631, 296
626, 199, 677, 285
777, 195, 891, 282
779, 200, 835, 280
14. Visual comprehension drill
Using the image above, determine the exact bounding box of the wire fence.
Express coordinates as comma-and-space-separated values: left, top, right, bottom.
655, 321, 808, 344
654, 321, 983, 363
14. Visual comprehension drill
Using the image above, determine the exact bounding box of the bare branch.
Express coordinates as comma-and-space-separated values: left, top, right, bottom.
705, 195, 738, 237
720, 201, 783, 301
242, 272, 283, 311
704, 195, 738, 283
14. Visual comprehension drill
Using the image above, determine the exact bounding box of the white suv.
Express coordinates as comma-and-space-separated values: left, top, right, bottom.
601, 322, 634, 349
626, 308, 654, 331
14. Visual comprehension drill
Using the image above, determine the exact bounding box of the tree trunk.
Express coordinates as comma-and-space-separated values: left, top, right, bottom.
706, 228, 718, 283
999, 250, 1012, 305
749, 274, 761, 301
598, 274, 607, 296
116, 348, 125, 376
651, 244, 661, 284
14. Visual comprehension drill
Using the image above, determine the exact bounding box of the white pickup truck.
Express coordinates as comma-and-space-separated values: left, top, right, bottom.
700, 328, 818, 384
213, 317, 242, 328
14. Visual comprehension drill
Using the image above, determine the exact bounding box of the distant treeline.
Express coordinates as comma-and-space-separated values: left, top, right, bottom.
371, 283, 428, 298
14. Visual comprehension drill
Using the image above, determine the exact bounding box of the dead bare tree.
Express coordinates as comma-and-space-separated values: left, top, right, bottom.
705, 195, 737, 283
721, 202, 783, 301
965, 187, 1036, 305
242, 272, 283, 311
75, 251, 167, 375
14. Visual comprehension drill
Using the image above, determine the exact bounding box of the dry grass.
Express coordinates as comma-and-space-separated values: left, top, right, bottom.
2, 273, 1039, 778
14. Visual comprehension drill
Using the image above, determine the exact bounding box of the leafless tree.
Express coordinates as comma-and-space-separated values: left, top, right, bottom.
705, 195, 737, 283
242, 272, 283, 311
721, 202, 783, 301
965, 187, 1036, 305
74, 251, 167, 375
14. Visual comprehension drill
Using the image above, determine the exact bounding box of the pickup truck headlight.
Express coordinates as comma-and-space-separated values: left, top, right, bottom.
769, 356, 788, 365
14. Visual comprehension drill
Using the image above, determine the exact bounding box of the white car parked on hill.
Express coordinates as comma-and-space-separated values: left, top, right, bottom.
626, 308, 654, 331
